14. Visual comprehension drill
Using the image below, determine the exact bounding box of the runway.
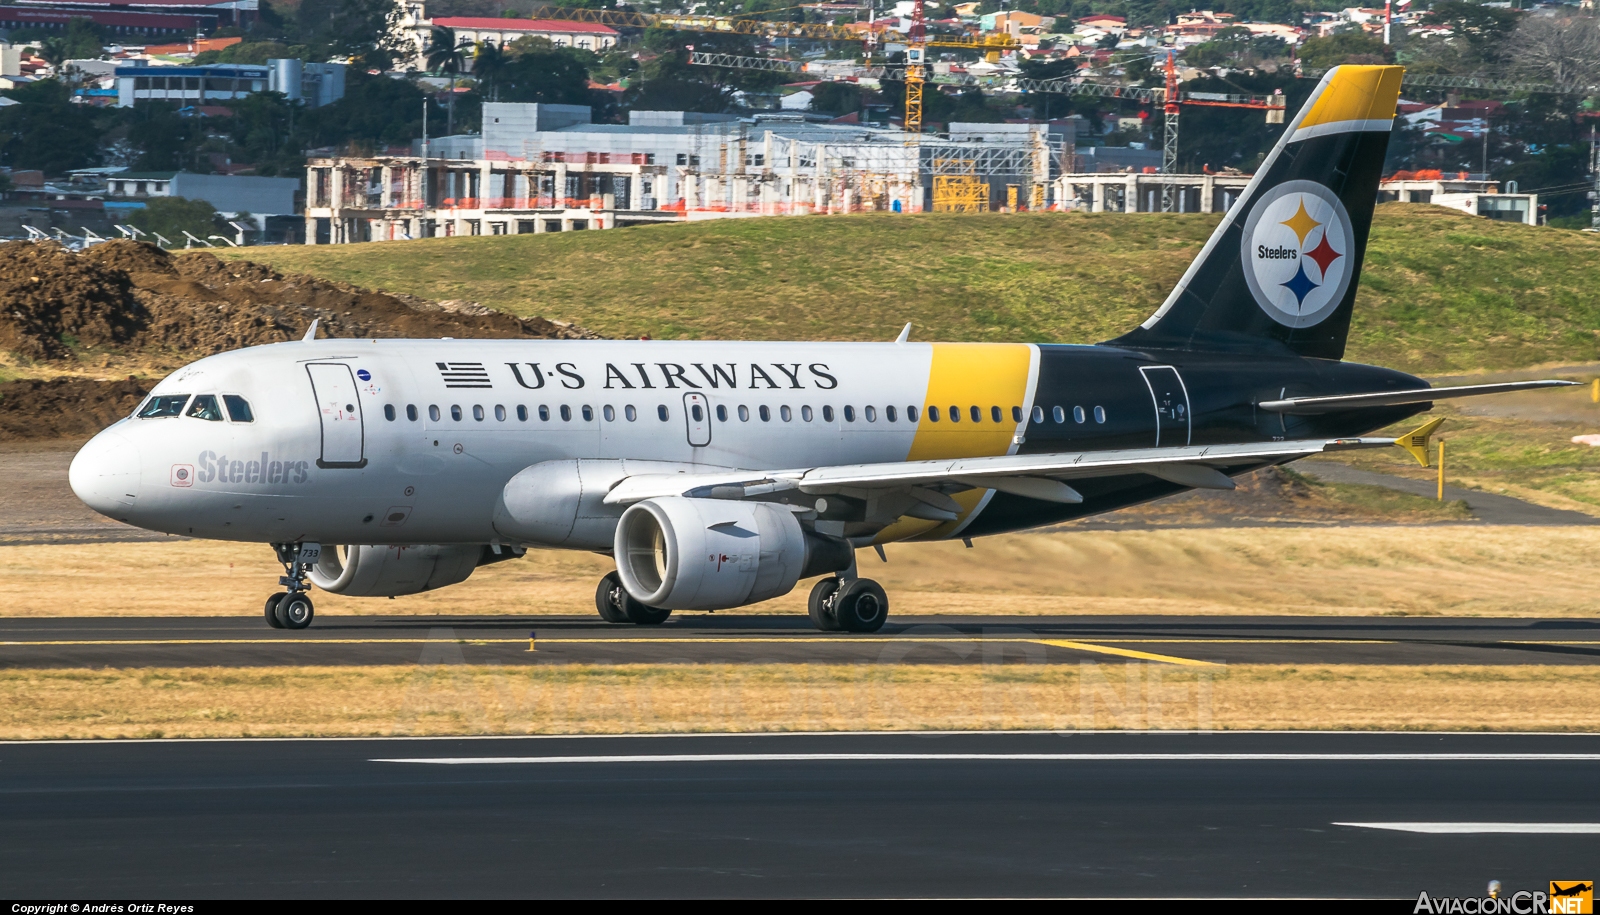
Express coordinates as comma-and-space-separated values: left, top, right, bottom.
4, 614, 1600, 667
2, 731, 1597, 897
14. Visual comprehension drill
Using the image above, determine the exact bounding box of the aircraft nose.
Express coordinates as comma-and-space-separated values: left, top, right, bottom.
70, 429, 140, 521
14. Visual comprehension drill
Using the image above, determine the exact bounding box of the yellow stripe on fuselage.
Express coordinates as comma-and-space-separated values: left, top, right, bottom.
876, 343, 1036, 543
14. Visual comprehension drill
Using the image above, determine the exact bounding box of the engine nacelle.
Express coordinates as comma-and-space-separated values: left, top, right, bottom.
493, 459, 702, 550
308, 544, 483, 597
614, 497, 852, 610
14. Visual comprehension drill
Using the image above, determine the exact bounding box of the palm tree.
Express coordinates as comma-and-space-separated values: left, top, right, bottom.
426, 27, 469, 134
472, 41, 507, 102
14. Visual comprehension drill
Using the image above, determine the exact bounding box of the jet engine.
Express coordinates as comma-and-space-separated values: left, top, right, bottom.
614, 497, 853, 610
307, 544, 484, 597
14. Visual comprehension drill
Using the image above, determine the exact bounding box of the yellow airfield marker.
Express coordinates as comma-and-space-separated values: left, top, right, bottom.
1438, 439, 1446, 501
528, 630, 537, 652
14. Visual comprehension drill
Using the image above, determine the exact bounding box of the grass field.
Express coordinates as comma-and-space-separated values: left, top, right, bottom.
226, 204, 1600, 374
3, 663, 1595, 739
6, 526, 1599, 618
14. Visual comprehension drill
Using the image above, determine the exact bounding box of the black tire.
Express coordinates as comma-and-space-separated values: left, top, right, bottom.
264, 593, 286, 629
277, 592, 315, 630
808, 578, 842, 632
595, 572, 631, 623
834, 578, 888, 633
623, 595, 672, 625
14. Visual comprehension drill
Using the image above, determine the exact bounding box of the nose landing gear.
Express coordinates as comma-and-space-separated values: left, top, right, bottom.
265, 542, 319, 630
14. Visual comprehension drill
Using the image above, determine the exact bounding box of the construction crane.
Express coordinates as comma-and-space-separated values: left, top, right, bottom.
905, 0, 926, 135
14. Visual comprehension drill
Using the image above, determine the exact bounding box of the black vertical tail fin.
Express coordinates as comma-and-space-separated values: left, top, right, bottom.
1110, 65, 1404, 361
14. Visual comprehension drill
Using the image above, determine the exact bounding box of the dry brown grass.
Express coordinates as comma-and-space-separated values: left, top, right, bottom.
4, 525, 1599, 618
1, 663, 1594, 740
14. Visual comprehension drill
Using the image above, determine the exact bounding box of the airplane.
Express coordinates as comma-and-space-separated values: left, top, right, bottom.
70, 65, 1574, 632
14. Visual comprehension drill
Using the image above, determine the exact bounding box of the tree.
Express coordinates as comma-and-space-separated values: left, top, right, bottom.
1507, 14, 1600, 88
295, 0, 402, 60
426, 26, 471, 133
497, 38, 593, 106
129, 196, 225, 247
0, 79, 104, 173
809, 81, 861, 117
126, 103, 204, 171
1422, 1, 1522, 66
472, 41, 508, 101
1297, 30, 1392, 69
192, 41, 293, 65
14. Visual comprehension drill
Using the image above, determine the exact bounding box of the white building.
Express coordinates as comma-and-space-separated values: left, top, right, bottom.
394, 2, 619, 70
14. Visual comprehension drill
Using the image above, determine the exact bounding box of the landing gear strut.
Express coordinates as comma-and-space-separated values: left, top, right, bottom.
809, 575, 889, 633
595, 571, 671, 625
265, 542, 318, 630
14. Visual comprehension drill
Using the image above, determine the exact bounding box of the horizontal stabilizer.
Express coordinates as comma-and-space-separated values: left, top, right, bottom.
1259, 380, 1577, 414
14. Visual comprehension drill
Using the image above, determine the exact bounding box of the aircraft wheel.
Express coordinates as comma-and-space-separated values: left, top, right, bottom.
623, 597, 672, 626
595, 572, 631, 623
277, 592, 315, 630
807, 578, 842, 632
834, 578, 888, 633
264, 593, 286, 629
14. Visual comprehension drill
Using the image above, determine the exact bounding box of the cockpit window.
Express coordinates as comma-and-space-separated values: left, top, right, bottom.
138, 395, 190, 419
186, 394, 224, 421
222, 394, 254, 423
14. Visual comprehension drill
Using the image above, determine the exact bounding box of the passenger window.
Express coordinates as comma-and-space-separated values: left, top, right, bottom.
844, 406, 856, 422
822, 405, 835, 422
223, 394, 254, 423
692, 403, 704, 422
886, 405, 897, 422
625, 405, 637, 421
582, 405, 594, 421
949, 406, 961, 423
604, 405, 616, 422
781, 405, 793, 422
516, 405, 527, 421
495, 405, 506, 421
1095, 406, 1107, 423
865, 406, 876, 422
716, 404, 728, 422
407, 405, 419, 422
927, 406, 940, 422
738, 405, 750, 422
472, 405, 484, 421
186, 394, 224, 421
450, 405, 462, 421
992, 406, 1003, 423
1074, 406, 1086, 423
1054, 406, 1066, 423
561, 405, 572, 421
657, 405, 669, 421
429, 405, 441, 422
759, 405, 771, 422
138, 395, 189, 419
1032, 405, 1044, 423
384, 404, 396, 421
970, 406, 982, 423
1011, 406, 1022, 423
802, 405, 814, 422
539, 405, 551, 421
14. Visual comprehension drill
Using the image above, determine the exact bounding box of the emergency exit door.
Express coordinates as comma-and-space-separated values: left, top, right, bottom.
1140, 365, 1191, 447
684, 392, 711, 447
307, 363, 366, 467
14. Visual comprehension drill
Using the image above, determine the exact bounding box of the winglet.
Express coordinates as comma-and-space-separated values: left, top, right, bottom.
1395, 417, 1445, 467
302, 318, 319, 343
895, 322, 911, 344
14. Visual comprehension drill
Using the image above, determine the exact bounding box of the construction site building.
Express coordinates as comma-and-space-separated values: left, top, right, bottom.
1378, 172, 1538, 225
1056, 172, 1254, 214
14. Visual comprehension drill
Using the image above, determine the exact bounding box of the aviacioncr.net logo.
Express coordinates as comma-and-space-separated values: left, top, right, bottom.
1240, 179, 1355, 329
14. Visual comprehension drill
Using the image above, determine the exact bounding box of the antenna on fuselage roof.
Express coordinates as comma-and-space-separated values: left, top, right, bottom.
894, 322, 912, 343
302, 319, 319, 342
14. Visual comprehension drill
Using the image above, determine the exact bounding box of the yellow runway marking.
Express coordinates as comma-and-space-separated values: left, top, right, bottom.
1035, 639, 1221, 667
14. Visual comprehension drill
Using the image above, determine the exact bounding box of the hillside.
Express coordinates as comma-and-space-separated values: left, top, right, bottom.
226, 204, 1600, 374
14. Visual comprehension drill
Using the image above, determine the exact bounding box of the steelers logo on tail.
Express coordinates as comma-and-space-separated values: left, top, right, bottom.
1239, 180, 1355, 329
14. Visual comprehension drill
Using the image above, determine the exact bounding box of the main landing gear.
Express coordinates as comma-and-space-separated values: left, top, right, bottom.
808, 576, 888, 633
265, 543, 318, 630
595, 571, 672, 625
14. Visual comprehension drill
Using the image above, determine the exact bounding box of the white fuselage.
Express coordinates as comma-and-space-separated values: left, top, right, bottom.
70, 338, 1042, 545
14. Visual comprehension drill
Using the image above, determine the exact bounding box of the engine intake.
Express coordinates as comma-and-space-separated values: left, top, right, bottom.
615, 497, 852, 610
307, 544, 484, 597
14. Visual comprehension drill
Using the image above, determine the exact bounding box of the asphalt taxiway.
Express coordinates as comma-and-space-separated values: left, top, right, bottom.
4, 614, 1600, 667
2, 730, 1597, 897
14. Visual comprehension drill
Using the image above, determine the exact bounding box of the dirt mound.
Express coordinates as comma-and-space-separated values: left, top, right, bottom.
0, 240, 595, 363
0, 377, 151, 441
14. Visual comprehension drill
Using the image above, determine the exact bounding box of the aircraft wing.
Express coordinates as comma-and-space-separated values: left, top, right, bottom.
603, 435, 1397, 509
1258, 380, 1576, 414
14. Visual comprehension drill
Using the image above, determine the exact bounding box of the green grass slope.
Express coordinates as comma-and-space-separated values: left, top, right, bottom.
228, 203, 1600, 373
